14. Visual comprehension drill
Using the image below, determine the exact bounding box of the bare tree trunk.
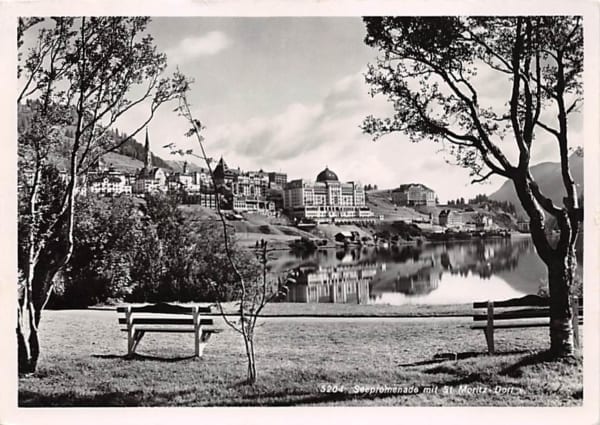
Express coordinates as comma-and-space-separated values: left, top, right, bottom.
246, 335, 257, 384
512, 177, 577, 357
17, 289, 41, 374
547, 246, 577, 356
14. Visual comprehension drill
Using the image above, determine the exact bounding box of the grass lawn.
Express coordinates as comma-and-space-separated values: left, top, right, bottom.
18, 310, 582, 407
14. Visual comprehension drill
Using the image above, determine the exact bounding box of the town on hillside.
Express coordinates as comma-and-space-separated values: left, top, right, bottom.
63, 127, 523, 251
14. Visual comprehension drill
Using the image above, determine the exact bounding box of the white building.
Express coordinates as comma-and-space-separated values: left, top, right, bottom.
88, 168, 132, 196
283, 167, 374, 223
391, 183, 436, 206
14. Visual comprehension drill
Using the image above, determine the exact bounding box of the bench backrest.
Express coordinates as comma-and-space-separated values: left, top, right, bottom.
116, 303, 214, 329
473, 295, 583, 322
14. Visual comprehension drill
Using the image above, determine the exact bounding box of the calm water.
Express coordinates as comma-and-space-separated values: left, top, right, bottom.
269, 236, 582, 306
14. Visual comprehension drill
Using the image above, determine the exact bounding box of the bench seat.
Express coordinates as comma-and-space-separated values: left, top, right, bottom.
119, 327, 224, 333
116, 303, 223, 358
471, 295, 583, 353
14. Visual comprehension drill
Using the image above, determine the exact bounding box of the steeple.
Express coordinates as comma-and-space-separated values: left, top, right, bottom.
144, 127, 152, 170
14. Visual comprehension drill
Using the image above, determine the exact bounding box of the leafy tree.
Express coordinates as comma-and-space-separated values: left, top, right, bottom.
362, 17, 582, 356
54, 193, 242, 306
17, 17, 187, 373
56, 195, 149, 307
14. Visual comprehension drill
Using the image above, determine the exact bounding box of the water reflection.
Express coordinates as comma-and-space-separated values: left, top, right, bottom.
273, 236, 582, 306
285, 263, 384, 304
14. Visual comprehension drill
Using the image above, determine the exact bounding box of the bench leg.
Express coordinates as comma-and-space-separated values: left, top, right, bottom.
127, 330, 145, 357
195, 331, 214, 358
483, 328, 495, 354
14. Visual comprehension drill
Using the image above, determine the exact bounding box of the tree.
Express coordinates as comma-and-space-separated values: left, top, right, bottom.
362, 17, 582, 356
53, 191, 241, 307
166, 91, 286, 384
56, 195, 152, 307
17, 17, 187, 373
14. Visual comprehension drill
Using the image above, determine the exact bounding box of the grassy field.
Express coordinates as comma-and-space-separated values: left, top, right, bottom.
18, 310, 582, 407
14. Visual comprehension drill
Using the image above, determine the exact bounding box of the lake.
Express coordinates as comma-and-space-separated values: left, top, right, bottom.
268, 235, 582, 306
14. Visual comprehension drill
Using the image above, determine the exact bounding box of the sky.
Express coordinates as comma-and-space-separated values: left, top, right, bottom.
20, 17, 584, 203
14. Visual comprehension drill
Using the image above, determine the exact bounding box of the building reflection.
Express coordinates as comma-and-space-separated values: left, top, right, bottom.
285, 263, 385, 304
441, 239, 530, 279
277, 237, 564, 305
369, 256, 442, 300
393, 267, 441, 296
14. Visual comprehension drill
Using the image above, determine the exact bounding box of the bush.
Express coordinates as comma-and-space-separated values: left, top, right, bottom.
49, 193, 255, 308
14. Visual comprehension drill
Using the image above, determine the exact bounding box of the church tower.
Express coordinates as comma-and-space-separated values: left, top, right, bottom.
144, 127, 152, 170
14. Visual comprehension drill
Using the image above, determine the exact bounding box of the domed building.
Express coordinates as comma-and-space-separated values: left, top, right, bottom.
316, 167, 339, 183
283, 167, 375, 224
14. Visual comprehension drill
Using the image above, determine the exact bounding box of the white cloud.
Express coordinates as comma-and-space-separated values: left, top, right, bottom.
199, 71, 492, 201
172, 69, 581, 203
167, 32, 231, 63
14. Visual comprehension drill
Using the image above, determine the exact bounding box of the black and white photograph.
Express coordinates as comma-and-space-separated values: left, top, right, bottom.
1, 1, 599, 423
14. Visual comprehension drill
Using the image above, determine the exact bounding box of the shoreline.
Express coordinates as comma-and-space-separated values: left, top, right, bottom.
82, 301, 476, 318
238, 230, 530, 250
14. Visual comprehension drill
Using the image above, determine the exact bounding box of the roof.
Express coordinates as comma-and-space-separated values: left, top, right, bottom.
393, 183, 435, 193
316, 167, 339, 182
214, 158, 239, 179
137, 167, 164, 179
213, 157, 228, 179
90, 176, 122, 184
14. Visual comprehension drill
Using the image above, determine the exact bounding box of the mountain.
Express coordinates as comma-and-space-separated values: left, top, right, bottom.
165, 159, 208, 173
489, 153, 584, 215
18, 102, 174, 173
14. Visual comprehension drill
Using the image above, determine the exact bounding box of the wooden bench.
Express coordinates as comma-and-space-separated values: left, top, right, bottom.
471, 294, 583, 354
116, 303, 223, 358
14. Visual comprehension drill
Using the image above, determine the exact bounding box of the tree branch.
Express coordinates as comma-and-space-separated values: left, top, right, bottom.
471, 170, 494, 184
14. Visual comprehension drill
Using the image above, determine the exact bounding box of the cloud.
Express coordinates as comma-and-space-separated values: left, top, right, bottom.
167, 31, 231, 63
205, 72, 388, 163
200, 71, 487, 201
194, 68, 582, 203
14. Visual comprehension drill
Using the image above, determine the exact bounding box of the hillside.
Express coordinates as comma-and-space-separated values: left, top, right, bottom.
489, 153, 583, 215
101, 152, 145, 173
112, 136, 173, 171
365, 190, 430, 222
18, 101, 174, 173
365, 189, 517, 229
166, 159, 208, 173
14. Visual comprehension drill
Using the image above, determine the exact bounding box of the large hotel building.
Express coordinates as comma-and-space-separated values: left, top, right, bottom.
283, 167, 375, 223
